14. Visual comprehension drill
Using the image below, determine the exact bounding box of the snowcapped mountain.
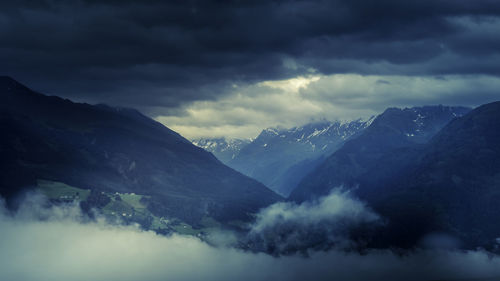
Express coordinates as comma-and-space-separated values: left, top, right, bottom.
250, 118, 375, 155
290, 104, 472, 203
371, 105, 472, 144
227, 118, 375, 196
191, 138, 251, 164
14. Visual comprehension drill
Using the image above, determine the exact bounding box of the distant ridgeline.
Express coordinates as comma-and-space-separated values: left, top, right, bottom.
196, 106, 471, 198
194, 119, 375, 196
0, 76, 282, 236
192, 138, 251, 165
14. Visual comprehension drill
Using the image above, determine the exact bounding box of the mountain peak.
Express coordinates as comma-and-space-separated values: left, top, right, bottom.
474, 100, 500, 112
0, 76, 32, 94
0, 76, 17, 83
430, 100, 500, 145
369, 104, 472, 141
192, 137, 251, 164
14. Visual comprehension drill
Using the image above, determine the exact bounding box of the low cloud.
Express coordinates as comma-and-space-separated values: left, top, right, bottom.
2, 194, 500, 281
247, 189, 380, 254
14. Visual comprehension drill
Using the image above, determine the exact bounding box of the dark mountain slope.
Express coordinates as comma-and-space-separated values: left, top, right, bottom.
0, 76, 282, 224
363, 101, 500, 248
291, 101, 500, 249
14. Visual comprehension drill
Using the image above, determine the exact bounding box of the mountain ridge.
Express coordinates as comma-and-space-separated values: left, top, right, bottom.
290, 104, 472, 202
192, 137, 251, 165
0, 77, 282, 227
289, 102, 500, 249
226, 118, 374, 196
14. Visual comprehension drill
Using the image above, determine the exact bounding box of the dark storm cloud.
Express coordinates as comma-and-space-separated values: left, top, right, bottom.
1, 0, 500, 112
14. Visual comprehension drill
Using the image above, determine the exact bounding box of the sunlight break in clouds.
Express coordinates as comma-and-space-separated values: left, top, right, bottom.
2, 195, 500, 281
259, 75, 321, 93
155, 74, 500, 139
156, 75, 326, 139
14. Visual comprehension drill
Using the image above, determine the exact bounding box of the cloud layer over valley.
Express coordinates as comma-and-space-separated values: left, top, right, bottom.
2, 193, 500, 281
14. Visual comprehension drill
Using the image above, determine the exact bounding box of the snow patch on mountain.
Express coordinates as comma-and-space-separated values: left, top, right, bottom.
227, 117, 375, 196
191, 138, 251, 164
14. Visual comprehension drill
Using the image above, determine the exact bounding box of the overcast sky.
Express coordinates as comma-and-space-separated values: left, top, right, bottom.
2, 0, 500, 138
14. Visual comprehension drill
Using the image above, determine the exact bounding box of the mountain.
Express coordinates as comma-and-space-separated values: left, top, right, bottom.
0, 76, 282, 229
191, 138, 251, 164
228, 119, 374, 196
362, 101, 500, 249
289, 103, 500, 249
290, 105, 471, 202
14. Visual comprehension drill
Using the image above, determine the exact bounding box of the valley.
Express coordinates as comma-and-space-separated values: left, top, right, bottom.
36, 179, 229, 237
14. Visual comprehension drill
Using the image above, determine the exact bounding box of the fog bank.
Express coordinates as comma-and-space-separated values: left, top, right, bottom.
1, 195, 500, 281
